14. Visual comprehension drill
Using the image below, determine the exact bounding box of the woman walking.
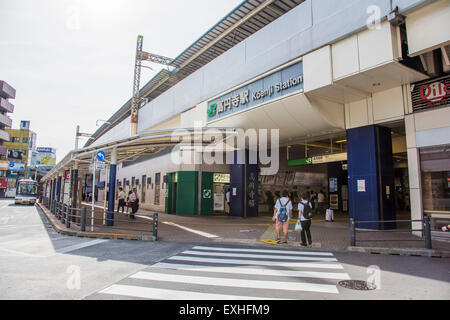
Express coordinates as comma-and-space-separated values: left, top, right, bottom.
297, 191, 313, 247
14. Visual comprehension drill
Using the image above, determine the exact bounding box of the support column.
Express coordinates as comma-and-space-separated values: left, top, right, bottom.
72, 163, 79, 221
405, 115, 423, 236
56, 174, 62, 203
49, 179, 54, 202
347, 125, 396, 230
107, 148, 117, 226
230, 150, 258, 218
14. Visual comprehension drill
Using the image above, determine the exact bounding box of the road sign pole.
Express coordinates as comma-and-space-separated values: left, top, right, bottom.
91, 159, 96, 232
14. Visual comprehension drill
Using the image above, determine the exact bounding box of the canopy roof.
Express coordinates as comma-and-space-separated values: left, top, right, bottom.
41, 127, 236, 181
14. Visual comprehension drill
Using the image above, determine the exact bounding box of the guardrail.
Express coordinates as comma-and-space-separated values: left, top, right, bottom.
349, 216, 432, 249
42, 196, 158, 240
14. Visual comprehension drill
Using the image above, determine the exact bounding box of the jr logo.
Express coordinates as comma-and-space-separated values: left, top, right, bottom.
207, 103, 217, 117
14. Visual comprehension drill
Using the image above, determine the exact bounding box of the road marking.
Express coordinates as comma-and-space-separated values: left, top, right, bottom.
100, 284, 285, 300
168, 255, 344, 269
0, 239, 108, 258
130, 271, 339, 294
192, 245, 334, 256
181, 250, 337, 262
55, 239, 109, 254
162, 221, 221, 239
152, 262, 351, 280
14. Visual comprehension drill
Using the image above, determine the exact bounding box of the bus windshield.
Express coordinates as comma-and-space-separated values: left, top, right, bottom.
17, 181, 38, 196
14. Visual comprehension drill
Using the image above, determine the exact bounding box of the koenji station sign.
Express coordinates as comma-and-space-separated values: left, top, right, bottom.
207, 61, 303, 121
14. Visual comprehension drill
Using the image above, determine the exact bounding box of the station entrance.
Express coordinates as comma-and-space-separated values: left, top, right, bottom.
257, 124, 411, 226
258, 134, 349, 220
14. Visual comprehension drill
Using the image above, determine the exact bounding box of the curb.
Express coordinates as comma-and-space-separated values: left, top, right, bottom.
346, 246, 450, 258
36, 203, 156, 241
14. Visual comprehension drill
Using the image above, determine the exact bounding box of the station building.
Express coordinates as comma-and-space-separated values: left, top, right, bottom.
42, 0, 450, 234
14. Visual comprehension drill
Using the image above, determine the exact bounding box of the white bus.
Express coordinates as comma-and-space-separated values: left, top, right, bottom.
15, 179, 39, 205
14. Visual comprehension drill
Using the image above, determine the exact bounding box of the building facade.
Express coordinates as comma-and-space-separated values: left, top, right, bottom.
2, 121, 37, 197
0, 80, 16, 197
43, 0, 450, 235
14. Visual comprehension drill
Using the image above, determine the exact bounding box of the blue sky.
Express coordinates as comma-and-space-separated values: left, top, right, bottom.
0, 0, 242, 161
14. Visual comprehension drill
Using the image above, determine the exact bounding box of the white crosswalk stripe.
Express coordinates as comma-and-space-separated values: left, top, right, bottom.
96, 245, 351, 300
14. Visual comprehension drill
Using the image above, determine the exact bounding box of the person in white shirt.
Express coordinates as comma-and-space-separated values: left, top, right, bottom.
318, 190, 326, 214
272, 190, 293, 244
129, 188, 139, 219
117, 187, 126, 214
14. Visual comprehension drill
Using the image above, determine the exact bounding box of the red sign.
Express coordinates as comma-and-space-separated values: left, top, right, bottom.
412, 75, 450, 112
0, 178, 7, 189
65, 170, 71, 180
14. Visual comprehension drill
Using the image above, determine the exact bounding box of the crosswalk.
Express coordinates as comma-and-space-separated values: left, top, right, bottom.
93, 245, 351, 300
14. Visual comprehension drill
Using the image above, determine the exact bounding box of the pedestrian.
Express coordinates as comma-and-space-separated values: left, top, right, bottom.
126, 190, 133, 216
318, 189, 326, 215
117, 187, 126, 214
297, 191, 313, 247
272, 190, 293, 244
265, 191, 275, 214
310, 190, 317, 214
225, 187, 231, 214
130, 188, 139, 219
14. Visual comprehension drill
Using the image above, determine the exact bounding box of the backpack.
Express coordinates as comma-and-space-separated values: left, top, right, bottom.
277, 198, 290, 222
302, 201, 313, 219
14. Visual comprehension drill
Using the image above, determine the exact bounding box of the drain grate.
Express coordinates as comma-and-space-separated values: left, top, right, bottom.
338, 280, 377, 291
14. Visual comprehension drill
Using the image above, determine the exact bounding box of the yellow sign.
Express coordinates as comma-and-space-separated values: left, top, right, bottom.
0, 161, 8, 170
41, 157, 56, 165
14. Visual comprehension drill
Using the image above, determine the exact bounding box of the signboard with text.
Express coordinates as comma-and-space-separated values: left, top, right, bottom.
207, 61, 303, 122
411, 75, 450, 113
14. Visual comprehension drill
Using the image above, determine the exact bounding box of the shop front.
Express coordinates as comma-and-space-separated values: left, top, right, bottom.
420, 144, 450, 232
406, 74, 450, 235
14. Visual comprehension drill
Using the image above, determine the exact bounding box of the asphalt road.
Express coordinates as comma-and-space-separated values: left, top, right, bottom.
0, 199, 449, 300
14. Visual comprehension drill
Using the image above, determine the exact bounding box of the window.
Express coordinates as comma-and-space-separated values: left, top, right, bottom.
154, 173, 161, 205
141, 175, 146, 202
420, 144, 450, 232
22, 137, 28, 143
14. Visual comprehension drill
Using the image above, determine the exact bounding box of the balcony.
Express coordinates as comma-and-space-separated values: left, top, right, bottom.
0, 129, 10, 143
0, 81, 16, 100
0, 97, 14, 113
0, 113, 12, 128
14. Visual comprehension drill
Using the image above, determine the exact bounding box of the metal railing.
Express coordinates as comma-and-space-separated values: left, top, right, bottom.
349, 216, 432, 249
42, 196, 158, 240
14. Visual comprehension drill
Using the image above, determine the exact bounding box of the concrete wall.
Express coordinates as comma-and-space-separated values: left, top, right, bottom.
345, 85, 407, 129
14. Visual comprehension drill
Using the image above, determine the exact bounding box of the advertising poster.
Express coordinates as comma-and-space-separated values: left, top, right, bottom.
214, 193, 225, 211
7, 149, 26, 161
9, 161, 25, 172
330, 194, 339, 210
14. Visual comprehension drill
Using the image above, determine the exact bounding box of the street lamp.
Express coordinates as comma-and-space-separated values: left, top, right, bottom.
75, 120, 110, 151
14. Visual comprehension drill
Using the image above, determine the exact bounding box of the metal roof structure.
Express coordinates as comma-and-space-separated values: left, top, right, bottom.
86, 0, 305, 147
42, 127, 237, 181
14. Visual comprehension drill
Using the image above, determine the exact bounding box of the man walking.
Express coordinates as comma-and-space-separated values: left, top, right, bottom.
273, 190, 293, 244
117, 187, 126, 214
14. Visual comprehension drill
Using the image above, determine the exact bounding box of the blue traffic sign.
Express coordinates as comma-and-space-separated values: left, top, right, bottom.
96, 150, 106, 162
